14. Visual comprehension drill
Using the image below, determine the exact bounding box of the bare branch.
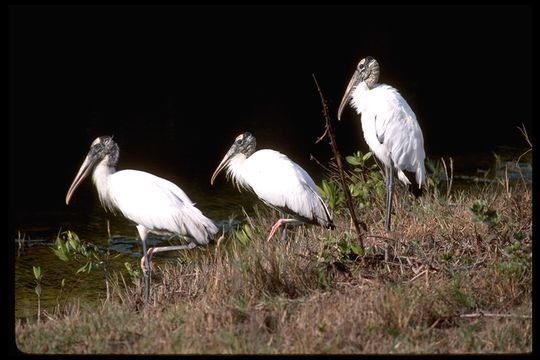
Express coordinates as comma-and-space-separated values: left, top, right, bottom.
309, 154, 332, 174
312, 74, 366, 248
315, 126, 330, 144
459, 312, 531, 319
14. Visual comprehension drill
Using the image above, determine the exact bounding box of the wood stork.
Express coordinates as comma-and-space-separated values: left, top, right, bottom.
338, 56, 426, 232
210, 132, 334, 241
66, 136, 218, 304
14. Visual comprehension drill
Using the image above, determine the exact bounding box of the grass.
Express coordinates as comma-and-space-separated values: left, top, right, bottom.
15, 156, 532, 354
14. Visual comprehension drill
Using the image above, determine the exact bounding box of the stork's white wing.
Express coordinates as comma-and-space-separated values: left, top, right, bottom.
366, 85, 426, 186
238, 150, 331, 226
107, 170, 217, 244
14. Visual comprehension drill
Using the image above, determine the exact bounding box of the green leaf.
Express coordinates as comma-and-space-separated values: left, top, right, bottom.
346, 155, 362, 166
77, 262, 89, 274
124, 262, 133, 273
32, 266, 41, 280
338, 240, 349, 254
348, 183, 358, 197
52, 248, 69, 262
349, 243, 364, 256
68, 237, 79, 251
321, 179, 330, 194
362, 152, 373, 161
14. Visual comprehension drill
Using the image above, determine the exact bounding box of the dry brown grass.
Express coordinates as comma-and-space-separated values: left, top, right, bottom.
16, 173, 532, 354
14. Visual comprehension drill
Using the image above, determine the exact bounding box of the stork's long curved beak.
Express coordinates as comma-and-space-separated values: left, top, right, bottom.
210, 148, 235, 185
337, 70, 360, 121
65, 154, 97, 205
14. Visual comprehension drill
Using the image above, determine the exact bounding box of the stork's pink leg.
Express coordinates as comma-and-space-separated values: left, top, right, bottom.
267, 219, 285, 241
140, 247, 156, 276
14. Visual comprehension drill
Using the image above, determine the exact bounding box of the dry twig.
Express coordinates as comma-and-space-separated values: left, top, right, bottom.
312, 74, 366, 248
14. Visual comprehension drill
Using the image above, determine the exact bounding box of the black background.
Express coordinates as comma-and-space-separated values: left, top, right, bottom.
9, 4, 533, 218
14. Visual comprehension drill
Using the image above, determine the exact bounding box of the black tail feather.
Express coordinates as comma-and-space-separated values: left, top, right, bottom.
404, 170, 424, 198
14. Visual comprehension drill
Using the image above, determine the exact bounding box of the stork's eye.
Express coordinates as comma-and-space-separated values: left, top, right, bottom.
90, 144, 102, 156
235, 138, 243, 145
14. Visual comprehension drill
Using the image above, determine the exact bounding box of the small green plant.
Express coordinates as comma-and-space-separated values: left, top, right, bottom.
425, 157, 444, 189
124, 262, 141, 286
320, 179, 345, 211
233, 223, 253, 246
320, 150, 384, 214
470, 200, 500, 227
345, 150, 373, 168
52, 230, 120, 300
317, 231, 364, 284
52, 230, 101, 272
32, 265, 42, 323
449, 278, 477, 311
345, 151, 385, 209
337, 232, 365, 260
498, 240, 532, 275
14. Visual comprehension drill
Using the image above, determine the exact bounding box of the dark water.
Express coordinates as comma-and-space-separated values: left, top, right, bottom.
13, 149, 531, 320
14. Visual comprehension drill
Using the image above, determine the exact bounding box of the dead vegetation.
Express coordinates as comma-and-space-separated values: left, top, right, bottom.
15, 159, 532, 354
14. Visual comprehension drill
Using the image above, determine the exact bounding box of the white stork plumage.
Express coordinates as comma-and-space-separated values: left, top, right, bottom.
210, 132, 334, 241
338, 56, 426, 232
66, 136, 218, 303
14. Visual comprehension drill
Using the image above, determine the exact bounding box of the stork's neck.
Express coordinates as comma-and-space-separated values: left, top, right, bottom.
355, 81, 371, 95
351, 82, 372, 112
92, 157, 117, 212
226, 153, 250, 191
